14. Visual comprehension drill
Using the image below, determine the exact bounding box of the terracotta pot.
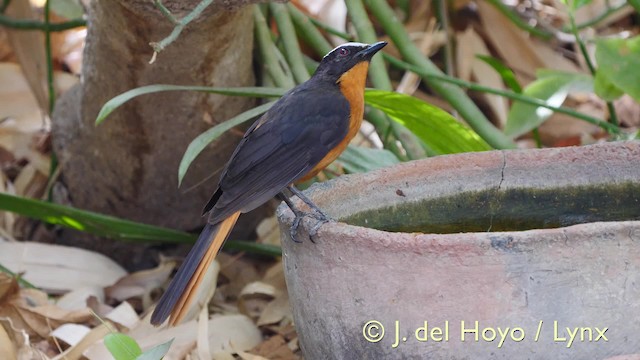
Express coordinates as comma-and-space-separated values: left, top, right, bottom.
277, 141, 640, 359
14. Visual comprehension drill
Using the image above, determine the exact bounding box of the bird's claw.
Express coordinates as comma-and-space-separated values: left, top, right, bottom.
289, 211, 333, 243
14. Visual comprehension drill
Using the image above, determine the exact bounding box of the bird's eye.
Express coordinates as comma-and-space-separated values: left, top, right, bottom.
338, 48, 349, 57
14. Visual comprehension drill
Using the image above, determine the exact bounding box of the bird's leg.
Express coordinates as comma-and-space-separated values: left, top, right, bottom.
286, 185, 331, 222
282, 185, 331, 241
278, 193, 305, 243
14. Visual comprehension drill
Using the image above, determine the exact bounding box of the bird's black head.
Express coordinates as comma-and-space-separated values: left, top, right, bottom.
313, 41, 387, 83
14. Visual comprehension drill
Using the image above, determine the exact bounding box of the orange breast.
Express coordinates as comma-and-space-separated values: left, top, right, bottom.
299, 61, 369, 182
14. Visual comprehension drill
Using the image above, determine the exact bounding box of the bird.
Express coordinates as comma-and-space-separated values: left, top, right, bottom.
150, 41, 387, 326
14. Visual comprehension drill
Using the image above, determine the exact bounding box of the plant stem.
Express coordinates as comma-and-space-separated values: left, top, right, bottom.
435, 0, 455, 76
385, 54, 619, 133
308, 17, 354, 41
270, 3, 310, 83
287, 3, 333, 55
571, 3, 628, 30
569, 12, 619, 126
44, 0, 54, 114
0, 263, 37, 289
153, 0, 179, 25
0, 13, 85, 30
366, 0, 516, 149
347, 0, 424, 159
253, 7, 295, 88
44, 0, 58, 200
287, 2, 407, 158
346, 0, 392, 90
149, 0, 214, 59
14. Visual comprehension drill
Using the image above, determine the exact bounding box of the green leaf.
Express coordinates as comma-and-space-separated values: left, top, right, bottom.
594, 70, 624, 101
561, 0, 593, 10
104, 333, 142, 360
337, 145, 401, 174
178, 101, 275, 186
0, 193, 282, 256
505, 70, 593, 138
0, 192, 193, 243
137, 339, 174, 360
476, 55, 522, 93
364, 90, 492, 154
595, 36, 640, 102
95, 85, 286, 125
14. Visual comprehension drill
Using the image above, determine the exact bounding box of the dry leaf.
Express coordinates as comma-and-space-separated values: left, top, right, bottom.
257, 292, 290, 327
456, 27, 508, 127
477, 1, 581, 85
123, 318, 198, 360
13, 163, 47, 199
538, 112, 602, 146
50, 323, 91, 347
55, 286, 104, 312
249, 335, 299, 360
4, 0, 48, 113
105, 301, 139, 330
614, 95, 640, 128
575, 0, 633, 29
217, 254, 261, 300
106, 261, 174, 303
52, 323, 110, 360
0, 320, 18, 360
208, 314, 262, 358
256, 216, 280, 247
0, 286, 92, 338
0, 242, 127, 293
0, 273, 19, 302
197, 305, 211, 360
240, 282, 277, 298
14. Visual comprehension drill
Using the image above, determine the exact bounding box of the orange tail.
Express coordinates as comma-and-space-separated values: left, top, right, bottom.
151, 211, 240, 326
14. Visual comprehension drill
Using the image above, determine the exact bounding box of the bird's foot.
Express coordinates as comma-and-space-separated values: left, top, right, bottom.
279, 187, 333, 243
289, 210, 332, 243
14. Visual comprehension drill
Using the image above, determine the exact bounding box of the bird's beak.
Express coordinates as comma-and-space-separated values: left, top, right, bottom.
358, 41, 387, 59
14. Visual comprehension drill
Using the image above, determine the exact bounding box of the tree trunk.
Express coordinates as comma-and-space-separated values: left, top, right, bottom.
52, 1, 260, 231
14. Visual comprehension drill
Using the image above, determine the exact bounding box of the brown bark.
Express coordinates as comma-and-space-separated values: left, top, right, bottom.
52, 0, 265, 232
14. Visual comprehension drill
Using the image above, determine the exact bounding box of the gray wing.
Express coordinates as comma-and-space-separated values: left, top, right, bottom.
205, 85, 350, 223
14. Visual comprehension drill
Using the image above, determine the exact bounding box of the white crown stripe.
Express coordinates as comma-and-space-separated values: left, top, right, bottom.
323, 42, 369, 59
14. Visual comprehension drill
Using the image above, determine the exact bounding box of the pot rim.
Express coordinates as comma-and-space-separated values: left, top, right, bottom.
277, 141, 640, 251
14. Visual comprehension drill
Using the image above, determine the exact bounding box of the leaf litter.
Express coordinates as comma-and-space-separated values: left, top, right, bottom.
1, 0, 639, 359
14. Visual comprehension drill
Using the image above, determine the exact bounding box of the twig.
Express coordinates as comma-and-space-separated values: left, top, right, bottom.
0, 13, 85, 31
153, 0, 179, 25
149, 0, 215, 63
